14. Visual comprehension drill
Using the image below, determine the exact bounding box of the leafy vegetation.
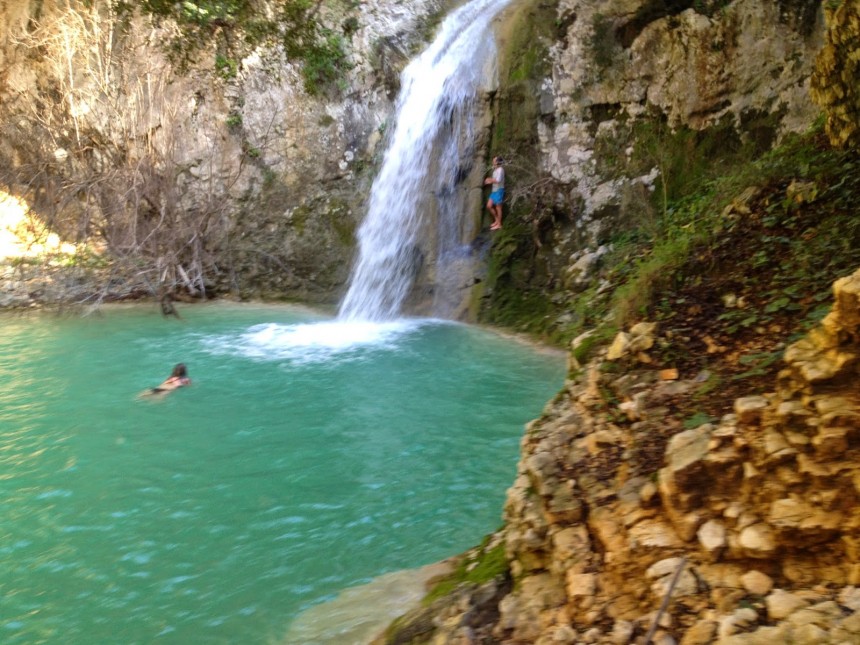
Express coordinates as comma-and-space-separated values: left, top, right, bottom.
683, 411, 718, 429
114, 0, 353, 94
298, 27, 350, 95
215, 53, 239, 79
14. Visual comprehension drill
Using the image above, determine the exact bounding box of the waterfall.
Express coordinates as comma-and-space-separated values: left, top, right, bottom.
338, 0, 512, 322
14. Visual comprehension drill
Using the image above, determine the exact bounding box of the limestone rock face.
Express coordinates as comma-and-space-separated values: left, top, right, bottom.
387, 267, 860, 643
540, 0, 823, 238
0, 0, 828, 310
811, 0, 860, 149
0, 0, 442, 301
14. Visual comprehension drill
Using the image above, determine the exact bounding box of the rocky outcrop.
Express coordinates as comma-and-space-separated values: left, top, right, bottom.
386, 268, 860, 643
541, 0, 823, 233
812, 0, 860, 149
481, 0, 826, 335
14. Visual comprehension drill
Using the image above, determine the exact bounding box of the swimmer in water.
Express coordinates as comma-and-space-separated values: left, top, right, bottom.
139, 363, 191, 398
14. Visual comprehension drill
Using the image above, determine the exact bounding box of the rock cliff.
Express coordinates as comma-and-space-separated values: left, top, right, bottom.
0, 0, 444, 302
0, 0, 827, 314
380, 271, 860, 645
542, 0, 821, 226
480, 0, 825, 336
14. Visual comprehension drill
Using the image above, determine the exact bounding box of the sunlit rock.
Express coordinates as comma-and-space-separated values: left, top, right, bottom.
698, 520, 727, 561
739, 523, 777, 559
741, 570, 774, 596
765, 589, 809, 620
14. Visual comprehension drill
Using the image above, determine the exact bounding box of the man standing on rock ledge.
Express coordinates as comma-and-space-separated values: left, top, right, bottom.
484, 156, 505, 230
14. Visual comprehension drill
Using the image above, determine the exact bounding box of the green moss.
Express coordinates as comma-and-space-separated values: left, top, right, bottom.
322, 198, 356, 247
590, 13, 619, 68
422, 542, 508, 605
286, 198, 355, 247
481, 220, 565, 340
508, 32, 543, 84
215, 53, 238, 79
290, 204, 311, 235
495, 0, 555, 144
486, 287, 557, 335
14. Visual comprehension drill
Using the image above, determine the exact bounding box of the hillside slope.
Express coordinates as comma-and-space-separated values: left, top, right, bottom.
377, 132, 860, 645
376, 1, 860, 643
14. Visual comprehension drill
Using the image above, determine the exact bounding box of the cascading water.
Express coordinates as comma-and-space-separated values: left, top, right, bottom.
338, 0, 513, 322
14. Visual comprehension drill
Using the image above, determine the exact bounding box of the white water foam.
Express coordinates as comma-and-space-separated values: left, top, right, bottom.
200, 319, 432, 364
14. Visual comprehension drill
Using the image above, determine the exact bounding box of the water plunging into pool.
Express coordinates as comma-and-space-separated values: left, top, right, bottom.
338, 0, 512, 321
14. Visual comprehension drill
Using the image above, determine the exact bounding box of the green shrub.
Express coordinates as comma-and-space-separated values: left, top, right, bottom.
215, 53, 238, 79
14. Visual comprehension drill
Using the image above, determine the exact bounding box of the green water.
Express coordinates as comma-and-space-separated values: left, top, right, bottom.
0, 303, 565, 644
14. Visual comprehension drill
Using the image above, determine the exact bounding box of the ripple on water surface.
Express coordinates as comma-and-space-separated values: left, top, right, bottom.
0, 304, 564, 644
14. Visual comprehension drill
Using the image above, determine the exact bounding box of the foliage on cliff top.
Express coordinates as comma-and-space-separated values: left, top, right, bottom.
114, 0, 352, 94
